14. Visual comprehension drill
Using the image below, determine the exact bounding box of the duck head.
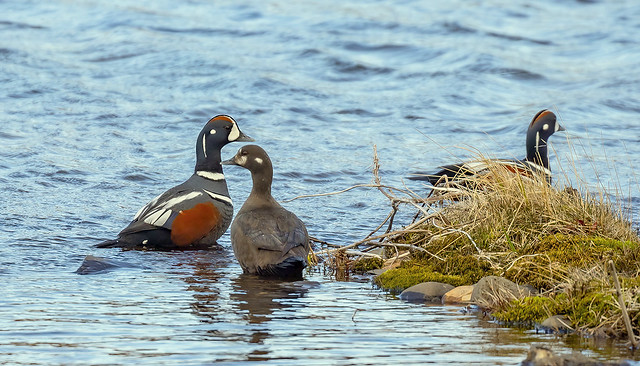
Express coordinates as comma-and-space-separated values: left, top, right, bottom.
525, 109, 565, 168
222, 144, 274, 195
195, 115, 254, 171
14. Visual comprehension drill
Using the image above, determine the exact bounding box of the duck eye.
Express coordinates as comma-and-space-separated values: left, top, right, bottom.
241, 150, 248, 156
224, 125, 231, 130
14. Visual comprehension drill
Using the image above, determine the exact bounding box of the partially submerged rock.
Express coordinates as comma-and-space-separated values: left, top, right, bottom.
75, 255, 139, 275
367, 268, 387, 276
399, 281, 454, 303
442, 285, 474, 304
522, 346, 631, 366
538, 315, 573, 334
471, 275, 535, 309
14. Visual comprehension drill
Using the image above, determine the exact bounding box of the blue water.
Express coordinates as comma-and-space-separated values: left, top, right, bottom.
2, 0, 640, 364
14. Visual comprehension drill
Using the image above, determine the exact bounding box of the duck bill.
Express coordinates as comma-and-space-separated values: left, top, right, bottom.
220, 157, 238, 166
235, 131, 255, 142
556, 124, 566, 132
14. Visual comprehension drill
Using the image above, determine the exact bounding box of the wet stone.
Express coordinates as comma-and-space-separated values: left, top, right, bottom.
471, 275, 535, 308
442, 285, 474, 304
522, 346, 632, 366
367, 268, 387, 276
400, 282, 455, 303
537, 315, 573, 334
75, 255, 138, 275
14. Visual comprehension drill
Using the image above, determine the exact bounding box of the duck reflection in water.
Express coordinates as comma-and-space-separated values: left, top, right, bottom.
229, 275, 315, 361
184, 250, 317, 361
230, 274, 312, 341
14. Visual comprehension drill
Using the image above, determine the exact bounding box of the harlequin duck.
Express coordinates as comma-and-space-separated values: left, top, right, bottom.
221, 145, 310, 279
411, 109, 565, 185
97, 115, 253, 250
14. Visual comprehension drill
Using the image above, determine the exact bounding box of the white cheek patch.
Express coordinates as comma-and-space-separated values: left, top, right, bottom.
542, 124, 549, 131
554, 123, 561, 132
254, 157, 263, 165
236, 155, 248, 166
228, 123, 240, 141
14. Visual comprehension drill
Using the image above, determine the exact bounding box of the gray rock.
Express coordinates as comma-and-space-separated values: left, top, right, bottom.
522, 346, 631, 366
367, 268, 387, 276
400, 282, 455, 303
470, 275, 535, 309
538, 315, 573, 334
442, 285, 474, 304
75, 255, 139, 275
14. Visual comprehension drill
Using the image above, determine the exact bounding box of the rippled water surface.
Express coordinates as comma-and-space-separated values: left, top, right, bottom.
3, 0, 640, 364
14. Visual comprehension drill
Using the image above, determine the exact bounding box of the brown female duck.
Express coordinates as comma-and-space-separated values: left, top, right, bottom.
222, 145, 310, 279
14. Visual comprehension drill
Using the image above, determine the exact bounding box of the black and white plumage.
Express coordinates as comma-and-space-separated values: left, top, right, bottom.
411, 109, 565, 185
97, 115, 253, 250
222, 145, 310, 279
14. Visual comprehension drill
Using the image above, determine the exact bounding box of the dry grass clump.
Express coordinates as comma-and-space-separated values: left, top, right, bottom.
402, 160, 640, 291
395, 159, 640, 340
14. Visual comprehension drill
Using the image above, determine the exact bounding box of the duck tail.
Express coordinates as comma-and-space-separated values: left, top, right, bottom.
258, 256, 307, 280
95, 239, 121, 248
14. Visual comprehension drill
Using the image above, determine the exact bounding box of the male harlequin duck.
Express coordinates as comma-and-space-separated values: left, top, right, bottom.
222, 145, 310, 279
97, 115, 253, 250
411, 109, 565, 185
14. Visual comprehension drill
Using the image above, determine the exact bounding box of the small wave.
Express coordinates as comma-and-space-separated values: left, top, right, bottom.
0, 131, 23, 140
122, 173, 154, 182
86, 52, 147, 63
339, 41, 411, 53
470, 64, 545, 81
441, 22, 477, 35
604, 99, 640, 114
335, 109, 392, 117
8, 89, 48, 98
329, 57, 393, 75
146, 26, 264, 38
486, 31, 553, 46
46, 169, 90, 177
0, 20, 46, 30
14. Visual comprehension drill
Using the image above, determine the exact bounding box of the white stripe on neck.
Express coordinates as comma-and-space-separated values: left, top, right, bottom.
196, 171, 225, 181
203, 189, 233, 205
202, 134, 207, 158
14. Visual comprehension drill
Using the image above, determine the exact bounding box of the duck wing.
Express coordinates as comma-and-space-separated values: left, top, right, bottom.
234, 207, 309, 257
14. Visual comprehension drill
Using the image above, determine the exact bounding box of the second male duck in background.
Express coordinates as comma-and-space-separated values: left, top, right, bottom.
410, 109, 565, 185
222, 145, 310, 279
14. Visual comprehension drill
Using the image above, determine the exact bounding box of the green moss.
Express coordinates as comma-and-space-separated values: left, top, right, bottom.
504, 234, 640, 290
566, 292, 618, 329
492, 290, 620, 330
493, 296, 558, 326
352, 257, 383, 272
374, 265, 467, 293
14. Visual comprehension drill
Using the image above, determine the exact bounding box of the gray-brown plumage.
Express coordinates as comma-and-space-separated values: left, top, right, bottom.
222, 145, 310, 279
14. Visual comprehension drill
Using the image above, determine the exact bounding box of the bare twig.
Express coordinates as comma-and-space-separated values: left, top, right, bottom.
609, 260, 638, 349
430, 217, 483, 254
358, 241, 445, 261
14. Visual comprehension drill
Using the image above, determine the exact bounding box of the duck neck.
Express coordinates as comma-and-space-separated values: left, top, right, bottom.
526, 132, 549, 168
195, 138, 223, 173
246, 166, 279, 208
250, 168, 273, 198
